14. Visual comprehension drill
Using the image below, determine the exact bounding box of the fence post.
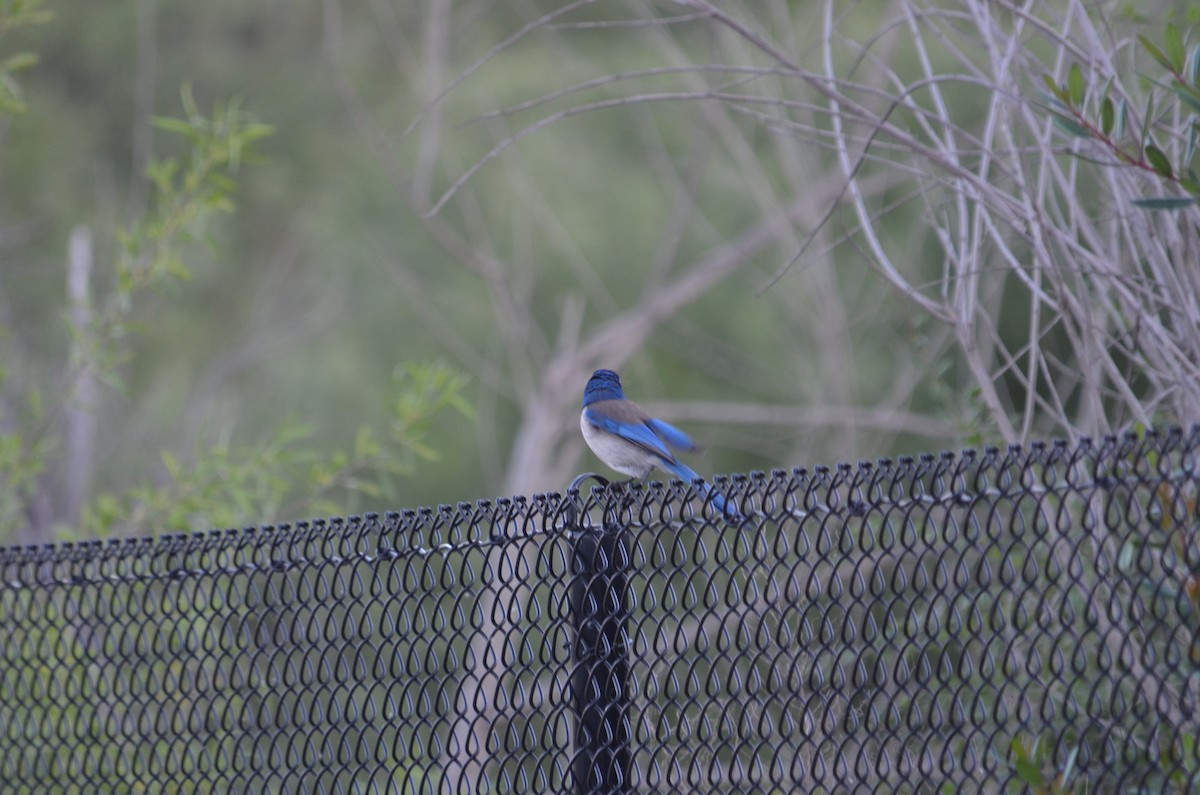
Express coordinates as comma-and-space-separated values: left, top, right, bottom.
568, 478, 633, 795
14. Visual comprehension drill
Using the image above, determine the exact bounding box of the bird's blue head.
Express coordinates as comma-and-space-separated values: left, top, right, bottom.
583, 369, 625, 407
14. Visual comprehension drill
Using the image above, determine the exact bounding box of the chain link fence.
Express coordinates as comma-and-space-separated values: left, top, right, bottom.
2, 428, 1199, 793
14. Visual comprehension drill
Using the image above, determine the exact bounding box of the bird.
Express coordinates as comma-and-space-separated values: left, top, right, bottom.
580, 368, 739, 519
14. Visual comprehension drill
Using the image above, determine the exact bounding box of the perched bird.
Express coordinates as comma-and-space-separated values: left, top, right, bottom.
580, 369, 738, 518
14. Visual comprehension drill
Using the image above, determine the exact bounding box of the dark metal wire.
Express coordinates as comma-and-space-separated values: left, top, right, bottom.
2, 428, 1199, 793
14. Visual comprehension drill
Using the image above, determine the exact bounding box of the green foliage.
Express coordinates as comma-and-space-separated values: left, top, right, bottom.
1165, 732, 1200, 793
0, 0, 51, 113
1010, 736, 1079, 794
1044, 25, 1200, 209
0, 89, 277, 542
88, 87, 275, 379
387, 362, 474, 462
78, 362, 471, 536
0, 357, 51, 535
1, 74, 470, 543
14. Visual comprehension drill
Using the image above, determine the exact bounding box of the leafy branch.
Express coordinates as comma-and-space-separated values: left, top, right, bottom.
1043, 24, 1200, 209
0, 0, 51, 114
82, 87, 275, 381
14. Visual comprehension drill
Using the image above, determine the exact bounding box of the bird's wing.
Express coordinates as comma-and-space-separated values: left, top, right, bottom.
645, 418, 699, 452
583, 401, 676, 463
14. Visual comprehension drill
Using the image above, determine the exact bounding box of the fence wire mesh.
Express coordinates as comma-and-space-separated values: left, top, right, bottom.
2, 429, 1199, 794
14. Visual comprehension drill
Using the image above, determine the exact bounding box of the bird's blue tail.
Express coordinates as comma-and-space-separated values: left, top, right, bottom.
664, 461, 741, 521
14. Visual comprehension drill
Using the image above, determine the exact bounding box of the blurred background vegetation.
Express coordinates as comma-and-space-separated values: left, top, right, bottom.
1, 0, 1198, 544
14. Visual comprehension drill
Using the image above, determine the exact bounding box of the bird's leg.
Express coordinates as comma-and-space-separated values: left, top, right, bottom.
618, 473, 651, 509
619, 472, 650, 489
630, 472, 653, 496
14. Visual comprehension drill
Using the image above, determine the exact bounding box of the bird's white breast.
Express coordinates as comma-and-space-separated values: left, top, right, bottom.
580, 410, 655, 478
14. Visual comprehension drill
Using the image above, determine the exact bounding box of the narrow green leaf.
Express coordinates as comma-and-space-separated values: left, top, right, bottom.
180, 83, 199, 120
1141, 95, 1156, 148
1067, 63, 1085, 106
1100, 96, 1115, 135
163, 254, 193, 281
0, 73, 26, 113
1131, 196, 1199, 209
1041, 74, 1068, 103
1189, 44, 1200, 87
1013, 756, 1042, 785
162, 451, 180, 479
243, 122, 275, 142
1172, 84, 1200, 114
1140, 35, 1176, 72
1061, 745, 1079, 784
1052, 113, 1090, 137
1165, 24, 1185, 72
1145, 144, 1174, 177
152, 116, 195, 135
1114, 98, 1127, 139
354, 480, 382, 499
1039, 92, 1067, 111
208, 173, 236, 194
0, 52, 37, 73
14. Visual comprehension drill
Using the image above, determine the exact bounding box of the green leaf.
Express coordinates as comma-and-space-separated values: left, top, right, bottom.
180, 83, 199, 120
145, 158, 178, 192
1041, 74, 1068, 103
244, 122, 275, 142
1189, 44, 1200, 87
1140, 35, 1176, 72
354, 425, 380, 459
1100, 96, 1114, 135
162, 253, 192, 281
1165, 23, 1185, 72
1145, 144, 1173, 177
1061, 745, 1079, 785
1114, 98, 1127, 139
1052, 113, 1090, 137
1067, 63, 1085, 106
1171, 83, 1200, 114
0, 52, 37, 73
0, 3, 52, 34
208, 172, 237, 195
162, 451, 181, 479
151, 116, 195, 136
1011, 738, 1045, 785
1131, 196, 1199, 209
0, 72, 26, 113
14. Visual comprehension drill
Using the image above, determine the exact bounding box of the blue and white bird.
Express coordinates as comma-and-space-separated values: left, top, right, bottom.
580, 369, 738, 518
